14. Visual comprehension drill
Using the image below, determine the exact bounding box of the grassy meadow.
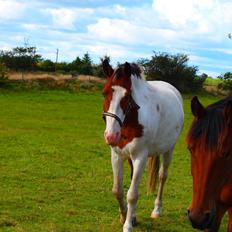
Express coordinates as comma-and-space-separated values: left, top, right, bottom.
0, 88, 228, 231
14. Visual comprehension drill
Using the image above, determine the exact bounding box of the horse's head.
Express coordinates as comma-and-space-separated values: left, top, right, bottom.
102, 60, 140, 146
186, 96, 232, 230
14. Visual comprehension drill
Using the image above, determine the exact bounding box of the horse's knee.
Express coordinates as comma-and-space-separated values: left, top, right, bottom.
127, 190, 138, 204
112, 187, 123, 200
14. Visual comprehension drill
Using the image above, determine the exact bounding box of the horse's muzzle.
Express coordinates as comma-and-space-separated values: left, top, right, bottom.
104, 131, 121, 146
187, 209, 215, 230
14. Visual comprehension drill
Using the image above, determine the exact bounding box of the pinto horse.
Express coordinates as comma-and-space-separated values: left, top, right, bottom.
102, 60, 184, 232
186, 96, 232, 231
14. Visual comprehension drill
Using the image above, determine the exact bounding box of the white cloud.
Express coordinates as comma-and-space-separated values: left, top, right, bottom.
87, 18, 135, 43
153, 0, 216, 26
22, 23, 49, 31
44, 7, 94, 30
0, 0, 26, 20
152, 0, 232, 40
0, 44, 12, 51
87, 17, 186, 47
206, 47, 232, 55
220, 2, 232, 24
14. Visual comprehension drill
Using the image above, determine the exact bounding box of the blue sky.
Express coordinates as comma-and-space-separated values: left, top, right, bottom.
0, 0, 232, 77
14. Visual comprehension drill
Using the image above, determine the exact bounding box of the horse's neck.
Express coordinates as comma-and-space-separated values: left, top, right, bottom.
131, 75, 149, 100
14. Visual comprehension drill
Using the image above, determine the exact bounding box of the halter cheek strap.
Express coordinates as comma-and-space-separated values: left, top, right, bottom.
102, 95, 140, 128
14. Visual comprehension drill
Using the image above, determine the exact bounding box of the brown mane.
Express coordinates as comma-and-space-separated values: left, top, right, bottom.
186, 95, 232, 150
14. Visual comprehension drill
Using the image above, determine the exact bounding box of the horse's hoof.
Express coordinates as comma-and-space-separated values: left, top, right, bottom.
132, 216, 137, 226
151, 212, 160, 219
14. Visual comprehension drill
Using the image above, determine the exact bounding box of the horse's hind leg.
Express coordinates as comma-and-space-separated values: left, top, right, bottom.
111, 151, 127, 223
151, 148, 173, 218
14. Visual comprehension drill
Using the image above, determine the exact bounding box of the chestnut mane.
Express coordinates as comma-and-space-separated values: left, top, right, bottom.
186, 96, 232, 150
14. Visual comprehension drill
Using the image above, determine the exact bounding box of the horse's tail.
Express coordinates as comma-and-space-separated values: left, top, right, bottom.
147, 155, 160, 194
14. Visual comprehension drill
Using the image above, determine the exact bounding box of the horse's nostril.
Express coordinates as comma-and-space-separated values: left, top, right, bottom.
203, 211, 215, 229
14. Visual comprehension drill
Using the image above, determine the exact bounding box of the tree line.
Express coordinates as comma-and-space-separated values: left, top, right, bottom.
0, 46, 231, 92
0, 46, 105, 77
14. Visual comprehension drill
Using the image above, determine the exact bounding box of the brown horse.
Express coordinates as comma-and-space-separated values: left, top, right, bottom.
186, 95, 232, 232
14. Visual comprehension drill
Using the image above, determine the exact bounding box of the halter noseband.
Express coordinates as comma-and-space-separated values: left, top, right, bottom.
102, 95, 140, 127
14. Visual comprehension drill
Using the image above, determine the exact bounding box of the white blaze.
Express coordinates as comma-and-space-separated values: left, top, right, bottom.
105, 85, 127, 134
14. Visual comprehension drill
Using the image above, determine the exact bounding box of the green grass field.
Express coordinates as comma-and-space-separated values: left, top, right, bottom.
204, 77, 222, 86
0, 89, 228, 231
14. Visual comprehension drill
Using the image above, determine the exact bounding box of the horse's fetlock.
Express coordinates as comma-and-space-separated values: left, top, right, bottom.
155, 198, 162, 207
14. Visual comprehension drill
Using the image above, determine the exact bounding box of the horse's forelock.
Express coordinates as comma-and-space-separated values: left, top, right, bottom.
113, 63, 142, 80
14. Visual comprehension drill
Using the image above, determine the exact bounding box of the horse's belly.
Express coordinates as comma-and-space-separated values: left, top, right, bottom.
144, 119, 183, 154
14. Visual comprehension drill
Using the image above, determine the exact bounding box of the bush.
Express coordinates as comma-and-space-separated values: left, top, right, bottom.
139, 52, 205, 92
218, 72, 232, 93
0, 62, 9, 87
37, 59, 55, 72
0, 46, 42, 71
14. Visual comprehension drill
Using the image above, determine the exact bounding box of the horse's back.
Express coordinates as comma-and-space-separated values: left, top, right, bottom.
147, 81, 183, 118
148, 80, 183, 104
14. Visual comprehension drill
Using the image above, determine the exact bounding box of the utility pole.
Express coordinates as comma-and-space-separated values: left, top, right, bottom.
55, 48, 59, 72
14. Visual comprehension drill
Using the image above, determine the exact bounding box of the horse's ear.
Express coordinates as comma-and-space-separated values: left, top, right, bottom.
191, 96, 205, 118
124, 62, 131, 79
224, 100, 232, 126
102, 59, 113, 77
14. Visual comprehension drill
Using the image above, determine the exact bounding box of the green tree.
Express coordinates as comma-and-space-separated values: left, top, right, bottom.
80, 52, 93, 75
69, 56, 82, 72
218, 72, 232, 92
55, 62, 70, 73
69, 53, 93, 75
0, 46, 42, 71
139, 52, 204, 92
37, 59, 54, 72
100, 55, 110, 64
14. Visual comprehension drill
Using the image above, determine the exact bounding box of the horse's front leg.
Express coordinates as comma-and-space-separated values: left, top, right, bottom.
123, 152, 148, 232
111, 150, 127, 224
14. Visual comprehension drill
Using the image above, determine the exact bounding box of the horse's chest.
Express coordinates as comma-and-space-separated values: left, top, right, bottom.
117, 125, 143, 149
